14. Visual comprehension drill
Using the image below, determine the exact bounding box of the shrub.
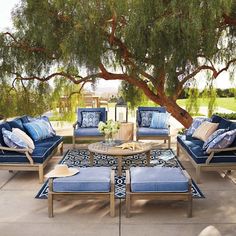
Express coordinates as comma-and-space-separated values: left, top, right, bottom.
213, 112, 236, 120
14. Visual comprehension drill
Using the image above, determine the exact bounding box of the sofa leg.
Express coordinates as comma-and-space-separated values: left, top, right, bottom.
196, 167, 201, 184
39, 165, 44, 184
187, 195, 192, 218
176, 143, 180, 156
60, 143, 63, 155
110, 193, 115, 217
48, 192, 53, 218
72, 136, 75, 149
126, 193, 131, 218
168, 137, 171, 149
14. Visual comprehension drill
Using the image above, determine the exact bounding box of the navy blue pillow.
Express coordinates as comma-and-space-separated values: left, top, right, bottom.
8, 118, 25, 131
0, 122, 12, 146
211, 115, 232, 129
20, 115, 30, 123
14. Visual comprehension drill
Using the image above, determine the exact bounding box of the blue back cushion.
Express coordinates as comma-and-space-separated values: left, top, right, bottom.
150, 112, 170, 129
211, 115, 232, 129
137, 107, 166, 126
77, 108, 106, 127
0, 122, 12, 146
20, 115, 30, 123
7, 118, 25, 132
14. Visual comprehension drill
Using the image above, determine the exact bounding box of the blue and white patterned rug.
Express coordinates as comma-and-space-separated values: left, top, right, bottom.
35, 149, 204, 199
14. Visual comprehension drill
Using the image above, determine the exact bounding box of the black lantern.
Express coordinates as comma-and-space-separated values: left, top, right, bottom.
115, 97, 128, 122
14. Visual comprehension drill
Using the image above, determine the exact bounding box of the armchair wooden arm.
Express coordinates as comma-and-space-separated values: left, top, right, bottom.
0, 146, 34, 165
206, 146, 236, 165
73, 121, 78, 129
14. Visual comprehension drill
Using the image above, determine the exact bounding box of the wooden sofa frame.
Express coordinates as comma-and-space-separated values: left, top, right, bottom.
125, 170, 192, 218
48, 170, 115, 217
177, 141, 236, 183
0, 141, 63, 183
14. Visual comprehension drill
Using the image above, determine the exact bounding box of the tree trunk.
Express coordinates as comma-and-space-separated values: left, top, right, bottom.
163, 98, 193, 128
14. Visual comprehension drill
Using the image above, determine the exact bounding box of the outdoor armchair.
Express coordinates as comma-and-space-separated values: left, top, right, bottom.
136, 107, 171, 148
73, 108, 107, 148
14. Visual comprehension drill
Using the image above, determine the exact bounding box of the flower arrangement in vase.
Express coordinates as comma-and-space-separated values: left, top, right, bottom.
98, 120, 120, 144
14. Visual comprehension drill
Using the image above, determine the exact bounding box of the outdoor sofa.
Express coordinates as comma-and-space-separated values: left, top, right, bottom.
136, 107, 171, 148
73, 108, 107, 148
177, 115, 236, 183
0, 116, 63, 183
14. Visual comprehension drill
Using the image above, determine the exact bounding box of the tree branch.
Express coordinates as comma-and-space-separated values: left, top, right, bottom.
98, 63, 163, 104
3, 32, 56, 59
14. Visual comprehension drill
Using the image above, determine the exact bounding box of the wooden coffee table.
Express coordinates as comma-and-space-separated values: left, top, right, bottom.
88, 141, 152, 176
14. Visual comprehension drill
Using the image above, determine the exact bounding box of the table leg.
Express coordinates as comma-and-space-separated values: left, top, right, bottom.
117, 156, 122, 176
90, 152, 94, 166
146, 151, 151, 166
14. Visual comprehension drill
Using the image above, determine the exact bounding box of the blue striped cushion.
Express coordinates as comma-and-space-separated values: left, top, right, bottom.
150, 112, 170, 129
206, 129, 236, 154
23, 120, 54, 142
2, 128, 28, 150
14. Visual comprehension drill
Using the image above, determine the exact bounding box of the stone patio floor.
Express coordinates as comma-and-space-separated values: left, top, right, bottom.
1, 138, 236, 236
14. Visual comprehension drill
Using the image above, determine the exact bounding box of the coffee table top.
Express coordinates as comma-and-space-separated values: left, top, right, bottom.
88, 141, 152, 156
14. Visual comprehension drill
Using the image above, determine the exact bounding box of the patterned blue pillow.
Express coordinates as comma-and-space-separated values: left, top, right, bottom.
81, 112, 101, 128
140, 111, 153, 127
202, 129, 227, 150
150, 112, 170, 129
206, 129, 236, 154
23, 120, 54, 142
186, 117, 212, 136
37, 116, 56, 136
2, 128, 28, 150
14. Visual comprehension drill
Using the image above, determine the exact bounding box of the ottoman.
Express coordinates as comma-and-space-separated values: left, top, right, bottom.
48, 167, 115, 217
126, 167, 192, 217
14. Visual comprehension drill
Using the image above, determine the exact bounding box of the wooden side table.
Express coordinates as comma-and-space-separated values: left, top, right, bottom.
114, 122, 134, 141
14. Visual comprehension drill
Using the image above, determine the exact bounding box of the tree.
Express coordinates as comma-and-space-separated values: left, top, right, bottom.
1, 0, 236, 127
0, 78, 52, 118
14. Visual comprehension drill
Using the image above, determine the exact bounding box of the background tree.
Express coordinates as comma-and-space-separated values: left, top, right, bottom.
0, 78, 52, 118
119, 81, 148, 110
1, 0, 236, 127
51, 78, 83, 122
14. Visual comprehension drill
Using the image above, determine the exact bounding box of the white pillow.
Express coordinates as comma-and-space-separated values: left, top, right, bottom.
12, 128, 35, 151
192, 121, 219, 142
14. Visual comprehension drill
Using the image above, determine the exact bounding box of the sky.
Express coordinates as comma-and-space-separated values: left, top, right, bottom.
0, 0, 235, 92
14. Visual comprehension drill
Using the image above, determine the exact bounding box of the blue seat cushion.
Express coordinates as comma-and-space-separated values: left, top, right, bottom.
0, 136, 63, 164
137, 127, 169, 136
130, 167, 189, 192
74, 128, 103, 137
53, 167, 111, 192
177, 135, 236, 164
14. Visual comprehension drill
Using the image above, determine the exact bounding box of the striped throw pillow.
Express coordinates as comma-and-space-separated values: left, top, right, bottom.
23, 120, 54, 142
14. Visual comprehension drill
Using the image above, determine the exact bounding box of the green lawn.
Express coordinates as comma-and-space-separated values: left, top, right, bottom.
177, 97, 236, 112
